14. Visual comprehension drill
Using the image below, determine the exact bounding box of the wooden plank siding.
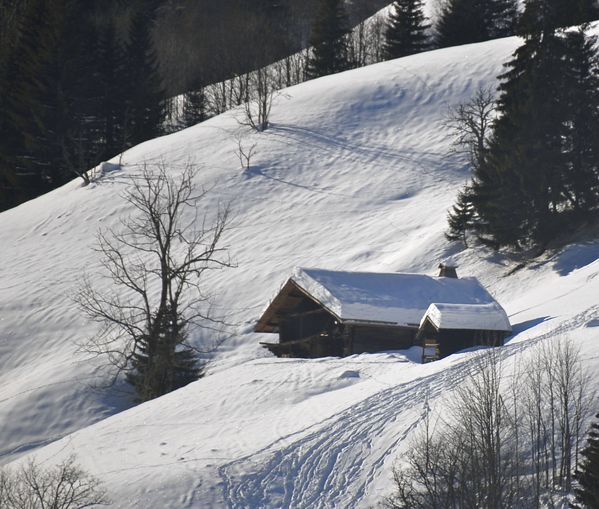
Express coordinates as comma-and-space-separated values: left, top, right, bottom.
348, 325, 417, 355
417, 317, 506, 358
262, 323, 418, 358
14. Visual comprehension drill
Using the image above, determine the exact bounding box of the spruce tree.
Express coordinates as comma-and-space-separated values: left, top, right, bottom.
487, 0, 519, 38
561, 29, 599, 216
126, 306, 201, 402
123, 5, 166, 147
0, 0, 56, 198
96, 20, 129, 160
0, 0, 160, 209
436, 0, 518, 48
306, 0, 351, 79
519, 0, 599, 33
46, 0, 106, 183
476, 32, 572, 247
446, 186, 476, 245
435, 0, 489, 48
181, 88, 208, 128
573, 411, 599, 508
0, 0, 106, 193
384, 0, 430, 60
0, 4, 31, 208
447, 8, 599, 249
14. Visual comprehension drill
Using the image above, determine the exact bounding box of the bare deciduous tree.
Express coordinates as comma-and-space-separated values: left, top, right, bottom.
241, 67, 277, 132
387, 350, 521, 509
446, 87, 497, 171
0, 456, 108, 509
77, 163, 233, 401
235, 136, 257, 172
347, 12, 387, 68
526, 338, 595, 494
445, 88, 497, 246
386, 338, 596, 509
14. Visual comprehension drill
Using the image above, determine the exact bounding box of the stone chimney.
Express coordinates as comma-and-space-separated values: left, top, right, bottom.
438, 263, 458, 278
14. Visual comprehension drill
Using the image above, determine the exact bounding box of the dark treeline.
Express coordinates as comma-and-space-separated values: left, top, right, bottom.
0, 0, 165, 209
435, 0, 519, 48
2, 0, 599, 214
0, 0, 388, 211
154, 0, 390, 95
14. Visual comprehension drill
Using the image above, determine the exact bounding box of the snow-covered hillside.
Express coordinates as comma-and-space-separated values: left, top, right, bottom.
2, 30, 599, 508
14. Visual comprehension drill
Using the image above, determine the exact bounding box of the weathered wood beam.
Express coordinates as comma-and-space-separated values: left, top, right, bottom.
286, 308, 329, 319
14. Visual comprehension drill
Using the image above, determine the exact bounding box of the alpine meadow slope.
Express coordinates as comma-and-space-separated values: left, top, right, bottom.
1, 29, 599, 508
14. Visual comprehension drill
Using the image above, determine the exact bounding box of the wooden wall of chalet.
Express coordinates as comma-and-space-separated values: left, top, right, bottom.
264, 322, 418, 358
279, 308, 336, 343
347, 325, 417, 355
419, 321, 506, 358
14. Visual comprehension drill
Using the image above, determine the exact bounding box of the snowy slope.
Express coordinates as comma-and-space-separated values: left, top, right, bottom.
2, 30, 599, 508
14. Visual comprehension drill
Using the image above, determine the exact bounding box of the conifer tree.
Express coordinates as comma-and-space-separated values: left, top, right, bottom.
0, 0, 57, 197
43, 0, 105, 184
490, 32, 569, 246
0, 0, 167, 210
96, 20, 128, 160
447, 9, 599, 249
436, 0, 489, 48
446, 186, 476, 245
519, 0, 599, 33
181, 88, 208, 128
435, 0, 518, 48
123, 5, 166, 147
573, 411, 599, 508
306, 0, 351, 79
0, 0, 107, 192
126, 306, 201, 402
487, 0, 519, 38
561, 28, 599, 215
384, 0, 430, 60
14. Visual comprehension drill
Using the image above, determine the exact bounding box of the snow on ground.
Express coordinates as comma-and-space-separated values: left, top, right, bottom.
1, 29, 599, 508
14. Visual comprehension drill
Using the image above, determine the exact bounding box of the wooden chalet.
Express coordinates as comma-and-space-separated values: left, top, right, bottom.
417, 302, 510, 362
256, 265, 511, 362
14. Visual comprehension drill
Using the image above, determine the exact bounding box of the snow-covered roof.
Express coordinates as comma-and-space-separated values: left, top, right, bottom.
289, 268, 508, 328
420, 303, 512, 332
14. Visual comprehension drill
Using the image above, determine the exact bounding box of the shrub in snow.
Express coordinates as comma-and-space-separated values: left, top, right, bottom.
386, 338, 596, 508
0, 456, 108, 509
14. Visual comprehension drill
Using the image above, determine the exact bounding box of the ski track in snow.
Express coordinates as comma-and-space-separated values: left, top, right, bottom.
218, 305, 599, 509
219, 374, 439, 508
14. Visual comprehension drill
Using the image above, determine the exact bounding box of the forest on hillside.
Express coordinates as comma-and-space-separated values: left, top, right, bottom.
1, 0, 599, 255
0, 0, 388, 211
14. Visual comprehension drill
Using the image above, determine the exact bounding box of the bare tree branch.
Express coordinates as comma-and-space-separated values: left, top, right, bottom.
240, 67, 277, 132
446, 87, 497, 171
76, 163, 234, 400
0, 456, 108, 509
